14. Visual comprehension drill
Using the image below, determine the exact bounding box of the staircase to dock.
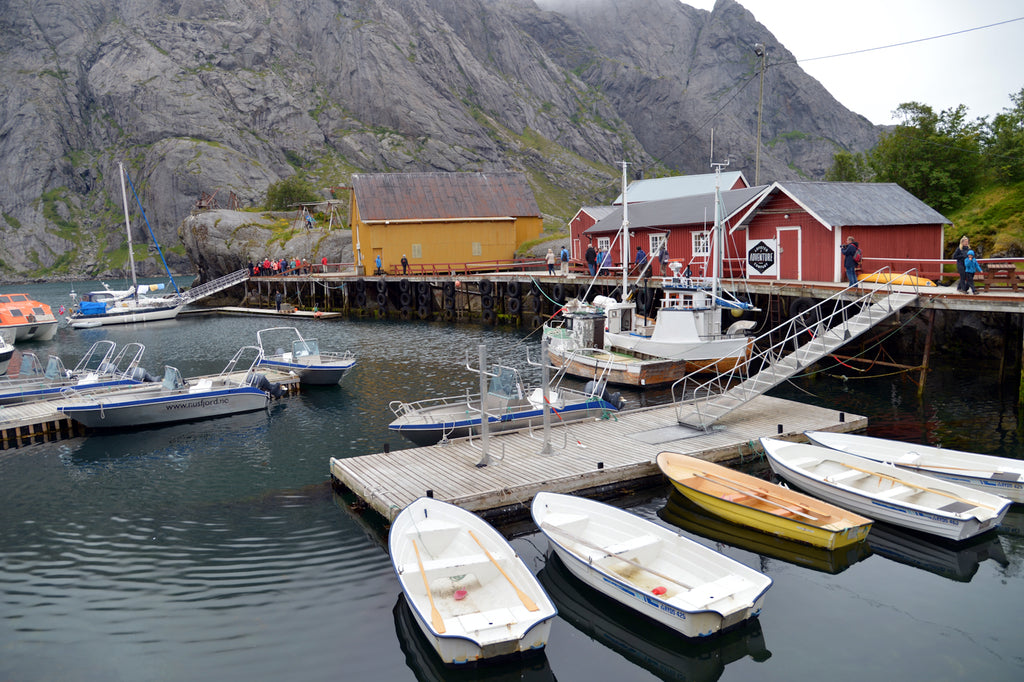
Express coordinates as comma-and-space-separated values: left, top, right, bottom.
178, 269, 249, 306
674, 274, 921, 431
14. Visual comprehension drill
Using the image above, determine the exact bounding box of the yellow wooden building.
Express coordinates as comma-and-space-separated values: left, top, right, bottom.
349, 172, 542, 274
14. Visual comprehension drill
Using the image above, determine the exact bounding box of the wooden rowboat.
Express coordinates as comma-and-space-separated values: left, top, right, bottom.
532, 491, 772, 638
388, 497, 556, 666
762, 437, 1011, 542
656, 451, 873, 549
805, 430, 1024, 504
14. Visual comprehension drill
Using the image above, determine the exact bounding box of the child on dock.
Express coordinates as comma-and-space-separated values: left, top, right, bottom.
964, 250, 981, 294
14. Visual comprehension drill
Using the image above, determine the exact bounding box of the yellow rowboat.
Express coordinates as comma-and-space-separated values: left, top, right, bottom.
857, 272, 936, 286
656, 451, 873, 550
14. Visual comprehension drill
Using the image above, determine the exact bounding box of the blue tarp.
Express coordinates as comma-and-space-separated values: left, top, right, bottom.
78, 301, 108, 316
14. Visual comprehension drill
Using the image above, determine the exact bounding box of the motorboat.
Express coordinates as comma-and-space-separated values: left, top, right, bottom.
58, 346, 283, 429
761, 437, 1012, 542
0, 292, 59, 343
66, 163, 185, 328
543, 163, 756, 387
388, 361, 624, 447
656, 451, 873, 549
0, 335, 13, 375
659, 491, 871, 575
531, 491, 772, 638
388, 496, 557, 665
0, 341, 155, 404
256, 326, 356, 385
805, 430, 1024, 504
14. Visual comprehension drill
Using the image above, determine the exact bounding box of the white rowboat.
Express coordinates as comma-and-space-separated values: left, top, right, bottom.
761, 438, 1011, 542
531, 491, 772, 638
389, 497, 556, 666
805, 430, 1024, 504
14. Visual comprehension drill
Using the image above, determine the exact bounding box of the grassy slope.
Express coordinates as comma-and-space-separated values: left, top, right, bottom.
946, 179, 1024, 257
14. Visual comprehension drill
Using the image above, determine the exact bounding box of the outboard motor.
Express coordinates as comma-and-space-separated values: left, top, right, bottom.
129, 366, 160, 383
251, 373, 286, 399
583, 379, 625, 410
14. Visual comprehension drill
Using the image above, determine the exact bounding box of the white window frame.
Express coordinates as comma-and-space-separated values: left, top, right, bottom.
692, 231, 711, 257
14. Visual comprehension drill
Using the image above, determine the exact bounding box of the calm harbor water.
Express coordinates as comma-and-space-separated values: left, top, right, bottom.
1, 280, 1022, 681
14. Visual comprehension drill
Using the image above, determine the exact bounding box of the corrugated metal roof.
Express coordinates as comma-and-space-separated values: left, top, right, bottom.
611, 171, 748, 204
770, 182, 950, 227
586, 186, 768, 234
576, 206, 616, 221
352, 172, 540, 221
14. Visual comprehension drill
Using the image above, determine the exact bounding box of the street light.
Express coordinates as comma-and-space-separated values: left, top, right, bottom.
754, 43, 766, 186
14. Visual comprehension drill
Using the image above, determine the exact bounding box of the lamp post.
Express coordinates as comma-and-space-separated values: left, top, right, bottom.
754, 43, 766, 186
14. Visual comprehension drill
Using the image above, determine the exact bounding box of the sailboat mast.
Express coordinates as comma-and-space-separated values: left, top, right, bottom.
620, 161, 629, 301
711, 163, 722, 304
118, 162, 139, 301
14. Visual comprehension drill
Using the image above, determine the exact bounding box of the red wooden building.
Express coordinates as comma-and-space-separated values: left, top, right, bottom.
733, 182, 950, 282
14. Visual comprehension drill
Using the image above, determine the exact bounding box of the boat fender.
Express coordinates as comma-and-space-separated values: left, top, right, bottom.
507, 280, 521, 298
251, 373, 286, 398
129, 366, 160, 383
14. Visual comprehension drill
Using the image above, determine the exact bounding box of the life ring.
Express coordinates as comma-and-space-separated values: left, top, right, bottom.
398, 279, 411, 293
417, 304, 431, 320
481, 294, 494, 310
507, 280, 521, 298
355, 278, 366, 294
400, 305, 412, 320
552, 283, 565, 302
443, 281, 455, 297
507, 297, 522, 315
399, 291, 413, 307
480, 279, 493, 296
481, 308, 496, 325
375, 278, 388, 293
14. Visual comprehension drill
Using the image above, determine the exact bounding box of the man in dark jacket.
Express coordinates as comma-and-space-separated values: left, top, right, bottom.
840, 236, 859, 287
585, 244, 597, 276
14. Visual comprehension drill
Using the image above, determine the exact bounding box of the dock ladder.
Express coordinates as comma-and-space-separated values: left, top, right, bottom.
673, 269, 921, 431
178, 269, 250, 305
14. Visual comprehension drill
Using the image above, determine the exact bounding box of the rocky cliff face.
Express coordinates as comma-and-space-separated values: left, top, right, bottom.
0, 0, 880, 283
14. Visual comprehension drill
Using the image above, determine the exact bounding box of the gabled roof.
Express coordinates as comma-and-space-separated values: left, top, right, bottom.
612, 172, 748, 204
585, 185, 768, 235
352, 172, 539, 221
735, 181, 950, 229
572, 206, 616, 222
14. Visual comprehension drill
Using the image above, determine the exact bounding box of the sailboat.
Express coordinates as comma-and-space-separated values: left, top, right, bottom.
67, 163, 186, 328
543, 161, 758, 387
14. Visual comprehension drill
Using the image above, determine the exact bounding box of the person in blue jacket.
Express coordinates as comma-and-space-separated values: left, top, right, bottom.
964, 249, 982, 294
840, 236, 859, 287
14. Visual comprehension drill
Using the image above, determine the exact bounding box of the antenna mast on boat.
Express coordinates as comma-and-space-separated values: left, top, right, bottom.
709, 132, 729, 307
620, 160, 630, 301
117, 162, 139, 302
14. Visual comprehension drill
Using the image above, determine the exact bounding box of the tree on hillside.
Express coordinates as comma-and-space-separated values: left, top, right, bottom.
825, 151, 871, 182
985, 88, 1024, 183
866, 102, 984, 213
265, 175, 321, 210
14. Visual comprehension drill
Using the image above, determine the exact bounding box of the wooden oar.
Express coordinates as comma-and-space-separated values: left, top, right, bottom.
540, 523, 695, 591
468, 530, 539, 612
412, 539, 446, 633
693, 472, 819, 522
837, 462, 997, 510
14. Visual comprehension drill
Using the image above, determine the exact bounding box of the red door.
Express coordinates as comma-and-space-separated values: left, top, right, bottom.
777, 227, 800, 280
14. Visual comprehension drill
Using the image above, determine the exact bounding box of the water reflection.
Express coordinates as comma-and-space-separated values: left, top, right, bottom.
393, 593, 556, 682
658, 491, 871, 575
867, 523, 1009, 582
537, 552, 770, 682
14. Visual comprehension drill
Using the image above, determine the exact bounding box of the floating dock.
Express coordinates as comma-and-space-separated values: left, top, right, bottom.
0, 370, 299, 450
330, 394, 865, 523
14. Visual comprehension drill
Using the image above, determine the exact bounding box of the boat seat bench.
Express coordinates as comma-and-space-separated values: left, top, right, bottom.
670, 574, 749, 610
875, 485, 913, 499
592, 534, 660, 562
827, 470, 868, 484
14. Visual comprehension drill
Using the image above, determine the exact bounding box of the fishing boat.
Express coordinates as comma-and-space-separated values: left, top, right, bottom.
805, 430, 1024, 504
388, 497, 557, 666
536, 552, 771, 681
0, 341, 155, 405
256, 326, 356, 385
0, 292, 60, 343
66, 163, 185, 328
658, 491, 871, 575
656, 451, 873, 549
761, 437, 1012, 542
0, 336, 13, 375
388, 361, 624, 447
58, 346, 282, 429
542, 162, 757, 387
531, 491, 772, 638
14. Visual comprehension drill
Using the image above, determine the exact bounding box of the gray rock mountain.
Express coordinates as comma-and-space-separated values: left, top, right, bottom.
0, 0, 880, 282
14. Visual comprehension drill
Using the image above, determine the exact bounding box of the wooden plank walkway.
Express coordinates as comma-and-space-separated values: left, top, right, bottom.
330, 394, 866, 522
181, 306, 343, 319
0, 370, 299, 450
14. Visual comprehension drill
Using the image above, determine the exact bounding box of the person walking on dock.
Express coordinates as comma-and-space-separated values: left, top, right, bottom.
275, 290, 282, 312
546, 248, 555, 275
560, 245, 569, 275
953, 236, 971, 292
585, 243, 597, 276
658, 244, 670, 276
375, 254, 383, 275
964, 249, 982, 294
840, 236, 859, 287
634, 245, 647, 275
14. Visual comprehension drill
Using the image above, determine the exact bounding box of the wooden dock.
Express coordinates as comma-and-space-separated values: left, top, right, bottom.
0, 370, 299, 450
330, 394, 865, 523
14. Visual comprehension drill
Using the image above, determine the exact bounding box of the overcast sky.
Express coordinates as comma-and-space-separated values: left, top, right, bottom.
687, 0, 1024, 125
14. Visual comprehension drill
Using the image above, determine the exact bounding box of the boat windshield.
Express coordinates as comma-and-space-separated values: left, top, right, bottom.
44, 356, 68, 379
293, 339, 319, 358
488, 367, 523, 399
161, 366, 185, 390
